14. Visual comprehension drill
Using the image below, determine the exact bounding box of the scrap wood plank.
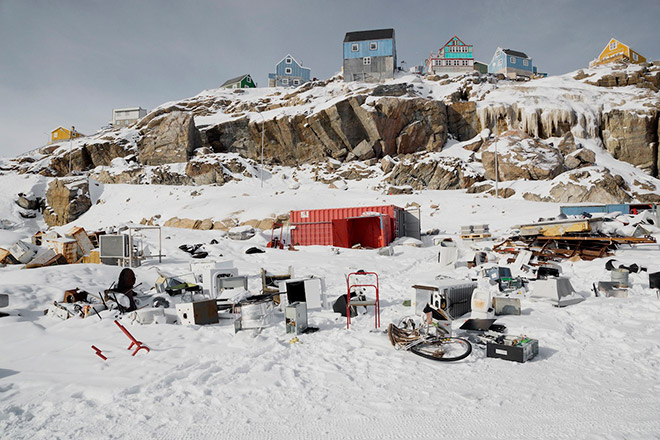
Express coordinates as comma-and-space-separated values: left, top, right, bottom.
536, 236, 656, 244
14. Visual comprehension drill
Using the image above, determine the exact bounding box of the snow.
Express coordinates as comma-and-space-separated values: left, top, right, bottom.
2, 165, 660, 439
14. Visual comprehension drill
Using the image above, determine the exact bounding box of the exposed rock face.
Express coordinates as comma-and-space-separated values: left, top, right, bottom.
564, 148, 596, 170
481, 130, 565, 181
601, 109, 658, 175
582, 64, 660, 91
43, 142, 133, 177
137, 111, 201, 165
386, 157, 483, 190
202, 97, 447, 166
547, 170, 632, 203
43, 178, 92, 226
447, 101, 480, 141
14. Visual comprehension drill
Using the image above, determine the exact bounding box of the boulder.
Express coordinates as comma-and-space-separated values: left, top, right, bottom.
228, 225, 256, 240
601, 109, 658, 174
548, 169, 632, 203
564, 148, 596, 170
386, 157, 483, 190
137, 111, 201, 165
43, 178, 92, 227
350, 139, 377, 161
557, 132, 578, 155
16, 193, 40, 210
481, 130, 565, 181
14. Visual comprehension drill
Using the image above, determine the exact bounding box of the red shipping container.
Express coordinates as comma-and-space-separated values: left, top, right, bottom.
289, 205, 402, 248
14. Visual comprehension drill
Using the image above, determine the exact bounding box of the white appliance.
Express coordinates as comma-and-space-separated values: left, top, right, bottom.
278, 277, 327, 309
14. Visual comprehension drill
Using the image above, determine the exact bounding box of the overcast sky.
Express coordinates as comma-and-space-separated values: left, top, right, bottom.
1, 0, 659, 157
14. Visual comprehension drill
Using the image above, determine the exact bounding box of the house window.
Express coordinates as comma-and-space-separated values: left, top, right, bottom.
293, 79, 300, 85
286, 57, 292, 64
510, 56, 516, 63
369, 42, 378, 51
282, 78, 289, 85
53, 132, 58, 138
498, 59, 503, 66
610, 41, 617, 50
363, 57, 371, 65
285, 67, 292, 74
633, 52, 639, 61
351, 43, 359, 52
523, 59, 529, 66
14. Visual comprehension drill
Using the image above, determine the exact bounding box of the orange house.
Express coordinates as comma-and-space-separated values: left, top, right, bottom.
50, 126, 84, 144
590, 38, 646, 67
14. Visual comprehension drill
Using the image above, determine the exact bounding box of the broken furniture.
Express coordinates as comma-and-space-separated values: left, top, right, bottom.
437, 239, 458, 267
176, 300, 219, 325
486, 335, 538, 363
261, 266, 293, 296
155, 271, 201, 297
531, 277, 584, 307
114, 320, 150, 356
285, 301, 308, 334
278, 276, 327, 309
411, 279, 477, 319
480, 266, 525, 292
289, 205, 421, 248
460, 224, 491, 241
346, 271, 380, 329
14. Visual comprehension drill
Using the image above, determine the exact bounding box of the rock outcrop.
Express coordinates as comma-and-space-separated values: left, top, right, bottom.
137, 111, 201, 165
386, 156, 483, 190
601, 109, 658, 175
481, 130, 565, 181
43, 178, 92, 226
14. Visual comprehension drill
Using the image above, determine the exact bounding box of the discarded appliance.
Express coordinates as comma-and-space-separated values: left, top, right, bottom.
214, 275, 249, 301
459, 318, 505, 333
345, 271, 380, 329
531, 277, 584, 307
650, 272, 660, 299
114, 320, 150, 356
190, 260, 239, 295
437, 240, 458, 267
46, 300, 104, 320
610, 268, 630, 287
9, 240, 39, 264
481, 266, 525, 292
278, 276, 327, 309
99, 234, 130, 266
605, 259, 646, 274
493, 296, 522, 315
261, 266, 293, 296
411, 280, 476, 318
23, 248, 58, 269
470, 284, 492, 320
176, 300, 219, 325
486, 335, 538, 363
536, 265, 561, 279
289, 205, 420, 248
460, 224, 491, 241
285, 301, 308, 334
596, 282, 628, 298
234, 295, 274, 332
128, 307, 167, 325
63, 288, 89, 303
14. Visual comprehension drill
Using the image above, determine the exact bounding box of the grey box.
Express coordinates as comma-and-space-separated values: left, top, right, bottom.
0, 294, 8, 308
176, 300, 219, 325
487, 336, 538, 363
285, 301, 308, 334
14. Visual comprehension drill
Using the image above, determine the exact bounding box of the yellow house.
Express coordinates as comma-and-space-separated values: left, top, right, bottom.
50, 126, 84, 144
590, 38, 646, 67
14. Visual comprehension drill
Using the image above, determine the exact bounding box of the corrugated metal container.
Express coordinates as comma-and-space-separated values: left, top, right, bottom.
290, 205, 400, 247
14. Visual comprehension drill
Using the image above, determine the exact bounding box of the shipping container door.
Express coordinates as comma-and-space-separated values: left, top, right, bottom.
332, 219, 350, 248
400, 207, 421, 240
348, 216, 383, 248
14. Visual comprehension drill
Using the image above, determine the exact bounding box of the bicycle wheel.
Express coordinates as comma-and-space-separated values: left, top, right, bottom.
410, 337, 472, 362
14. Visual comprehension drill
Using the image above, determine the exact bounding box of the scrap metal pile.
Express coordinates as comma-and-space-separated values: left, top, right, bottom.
494, 210, 658, 263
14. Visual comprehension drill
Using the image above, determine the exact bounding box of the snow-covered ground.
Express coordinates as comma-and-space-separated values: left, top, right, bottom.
1, 168, 660, 439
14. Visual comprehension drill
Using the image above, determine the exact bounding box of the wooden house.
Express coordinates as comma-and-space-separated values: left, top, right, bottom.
112, 107, 147, 127
268, 54, 311, 87
50, 126, 84, 144
343, 28, 396, 82
589, 38, 646, 67
221, 74, 257, 89
488, 47, 535, 79
425, 35, 474, 74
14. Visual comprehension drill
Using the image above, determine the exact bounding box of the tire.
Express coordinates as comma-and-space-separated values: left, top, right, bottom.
410, 337, 472, 362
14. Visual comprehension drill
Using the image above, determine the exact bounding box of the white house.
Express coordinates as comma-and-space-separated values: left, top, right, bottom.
112, 107, 147, 127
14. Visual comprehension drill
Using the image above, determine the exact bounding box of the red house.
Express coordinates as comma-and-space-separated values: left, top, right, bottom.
289, 205, 420, 248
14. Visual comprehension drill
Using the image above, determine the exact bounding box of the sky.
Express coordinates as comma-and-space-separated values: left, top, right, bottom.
1, 0, 659, 158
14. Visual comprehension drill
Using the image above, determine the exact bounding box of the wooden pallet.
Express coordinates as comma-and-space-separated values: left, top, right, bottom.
460, 233, 492, 241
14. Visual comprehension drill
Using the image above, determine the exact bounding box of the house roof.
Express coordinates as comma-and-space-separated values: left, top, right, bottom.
221, 74, 250, 87
502, 48, 529, 59
344, 28, 394, 43
275, 54, 311, 72
442, 35, 470, 48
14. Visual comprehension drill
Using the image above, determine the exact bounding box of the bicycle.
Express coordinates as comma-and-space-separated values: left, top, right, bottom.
387, 315, 472, 362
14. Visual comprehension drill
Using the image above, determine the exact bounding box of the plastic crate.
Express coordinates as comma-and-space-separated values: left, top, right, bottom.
487, 335, 538, 363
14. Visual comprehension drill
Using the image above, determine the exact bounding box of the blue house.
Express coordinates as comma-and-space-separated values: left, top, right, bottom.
268, 54, 311, 87
343, 28, 396, 82
488, 47, 536, 79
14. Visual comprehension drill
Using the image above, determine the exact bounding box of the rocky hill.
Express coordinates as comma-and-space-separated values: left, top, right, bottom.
2, 62, 660, 226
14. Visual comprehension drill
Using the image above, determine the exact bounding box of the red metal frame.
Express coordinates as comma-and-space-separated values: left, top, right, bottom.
91, 345, 107, 361
114, 320, 150, 356
345, 271, 380, 330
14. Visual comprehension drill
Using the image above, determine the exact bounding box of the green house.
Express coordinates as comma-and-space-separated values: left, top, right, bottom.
221, 74, 257, 89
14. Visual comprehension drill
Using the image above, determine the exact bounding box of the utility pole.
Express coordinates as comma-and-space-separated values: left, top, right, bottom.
69, 126, 75, 175
256, 112, 265, 188
494, 139, 499, 198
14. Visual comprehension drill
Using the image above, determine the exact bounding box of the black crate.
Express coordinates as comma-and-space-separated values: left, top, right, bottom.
487, 336, 538, 363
